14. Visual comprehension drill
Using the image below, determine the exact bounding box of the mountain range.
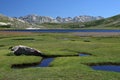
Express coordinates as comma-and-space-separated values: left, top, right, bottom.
39, 14, 120, 29
18, 14, 103, 24
0, 13, 120, 29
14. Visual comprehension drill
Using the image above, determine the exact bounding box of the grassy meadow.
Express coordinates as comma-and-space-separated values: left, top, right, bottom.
0, 31, 120, 80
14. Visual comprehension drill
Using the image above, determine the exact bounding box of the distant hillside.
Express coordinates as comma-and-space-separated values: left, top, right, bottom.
81, 14, 120, 28
40, 14, 120, 29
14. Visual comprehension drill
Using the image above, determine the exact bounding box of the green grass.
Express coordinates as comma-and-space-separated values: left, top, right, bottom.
0, 32, 120, 80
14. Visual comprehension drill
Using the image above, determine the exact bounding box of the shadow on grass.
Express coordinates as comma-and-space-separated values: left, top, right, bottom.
0, 45, 5, 47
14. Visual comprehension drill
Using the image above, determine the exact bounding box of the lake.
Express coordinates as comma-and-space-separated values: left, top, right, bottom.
2, 29, 120, 33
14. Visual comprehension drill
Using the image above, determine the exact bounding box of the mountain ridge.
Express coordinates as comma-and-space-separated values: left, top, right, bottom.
39, 14, 120, 29
1, 13, 120, 29
18, 14, 104, 24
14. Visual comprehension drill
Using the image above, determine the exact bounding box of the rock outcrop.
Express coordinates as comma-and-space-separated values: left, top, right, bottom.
10, 45, 43, 56
0, 22, 12, 26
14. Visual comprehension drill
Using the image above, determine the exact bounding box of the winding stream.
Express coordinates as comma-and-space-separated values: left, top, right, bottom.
35, 58, 54, 67
12, 53, 87, 68
11, 53, 120, 73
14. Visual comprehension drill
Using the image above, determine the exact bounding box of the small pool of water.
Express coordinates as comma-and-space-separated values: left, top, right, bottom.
35, 58, 54, 67
79, 53, 90, 56
91, 65, 120, 72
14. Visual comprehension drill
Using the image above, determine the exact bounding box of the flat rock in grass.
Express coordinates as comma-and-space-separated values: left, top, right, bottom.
10, 45, 43, 56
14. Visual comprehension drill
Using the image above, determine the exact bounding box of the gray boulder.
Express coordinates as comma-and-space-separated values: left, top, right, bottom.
10, 45, 43, 56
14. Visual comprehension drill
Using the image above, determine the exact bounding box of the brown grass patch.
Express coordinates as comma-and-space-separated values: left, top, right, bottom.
0, 31, 35, 36
73, 32, 120, 37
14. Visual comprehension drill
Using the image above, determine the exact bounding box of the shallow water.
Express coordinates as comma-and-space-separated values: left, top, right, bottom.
79, 53, 90, 56
91, 65, 120, 72
35, 58, 54, 67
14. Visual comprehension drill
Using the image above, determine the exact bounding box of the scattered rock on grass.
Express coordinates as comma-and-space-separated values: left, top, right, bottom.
9, 45, 44, 56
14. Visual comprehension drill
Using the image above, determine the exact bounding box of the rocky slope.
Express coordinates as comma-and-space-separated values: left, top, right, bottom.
0, 14, 41, 29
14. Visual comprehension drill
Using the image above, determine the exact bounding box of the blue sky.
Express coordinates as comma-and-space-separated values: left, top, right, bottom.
0, 0, 120, 18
